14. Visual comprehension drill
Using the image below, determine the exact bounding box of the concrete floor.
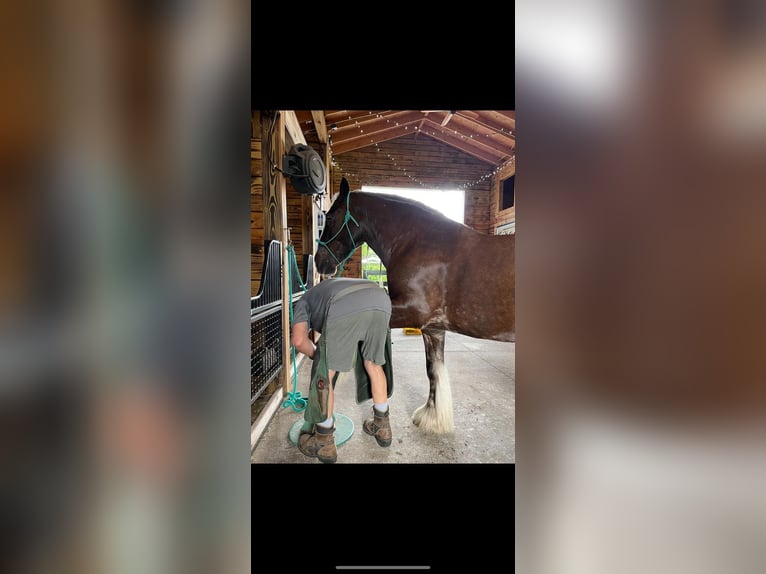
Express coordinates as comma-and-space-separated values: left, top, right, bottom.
251, 329, 515, 463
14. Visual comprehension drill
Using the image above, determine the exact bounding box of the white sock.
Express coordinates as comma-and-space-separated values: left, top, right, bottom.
317, 416, 334, 429
373, 402, 388, 414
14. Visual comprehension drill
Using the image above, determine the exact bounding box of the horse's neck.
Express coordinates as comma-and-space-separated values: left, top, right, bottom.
357, 196, 415, 269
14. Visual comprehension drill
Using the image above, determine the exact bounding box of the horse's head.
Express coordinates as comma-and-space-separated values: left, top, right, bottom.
315, 177, 365, 276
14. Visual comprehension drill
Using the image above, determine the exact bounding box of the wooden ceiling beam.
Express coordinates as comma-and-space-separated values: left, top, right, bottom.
419, 130, 501, 165
414, 112, 430, 139
283, 110, 307, 147
324, 110, 516, 164
326, 110, 402, 132
457, 111, 516, 137
311, 110, 328, 144
445, 114, 516, 149
330, 123, 421, 155
294, 110, 314, 124
422, 120, 511, 162
330, 111, 426, 140
496, 111, 515, 132
472, 110, 515, 133
324, 110, 389, 126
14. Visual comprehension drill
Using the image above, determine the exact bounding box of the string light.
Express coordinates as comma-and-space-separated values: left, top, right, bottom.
333, 153, 514, 193
329, 113, 516, 192
330, 112, 513, 142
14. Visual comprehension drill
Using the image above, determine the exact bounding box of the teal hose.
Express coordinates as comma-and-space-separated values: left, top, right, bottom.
281, 244, 309, 412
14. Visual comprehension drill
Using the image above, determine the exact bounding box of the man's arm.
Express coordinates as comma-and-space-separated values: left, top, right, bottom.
290, 321, 316, 359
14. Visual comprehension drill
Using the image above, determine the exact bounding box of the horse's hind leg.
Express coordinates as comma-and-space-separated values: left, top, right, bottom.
412, 329, 454, 433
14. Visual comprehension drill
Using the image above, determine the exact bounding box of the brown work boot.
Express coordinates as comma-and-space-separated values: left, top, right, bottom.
363, 407, 392, 447
298, 424, 337, 464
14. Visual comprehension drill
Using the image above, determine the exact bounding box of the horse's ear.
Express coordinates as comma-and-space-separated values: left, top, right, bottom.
339, 177, 350, 197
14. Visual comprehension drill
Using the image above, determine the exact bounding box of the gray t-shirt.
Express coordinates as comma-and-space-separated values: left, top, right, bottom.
292, 278, 391, 334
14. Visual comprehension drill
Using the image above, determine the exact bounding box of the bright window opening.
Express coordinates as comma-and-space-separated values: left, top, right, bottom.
361, 186, 465, 224
359, 186, 465, 289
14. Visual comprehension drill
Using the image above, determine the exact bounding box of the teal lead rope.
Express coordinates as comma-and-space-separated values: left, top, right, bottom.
315, 191, 359, 275
281, 244, 309, 412
283, 192, 359, 410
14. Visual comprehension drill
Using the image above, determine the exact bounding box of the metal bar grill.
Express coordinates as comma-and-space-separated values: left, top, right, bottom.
251, 241, 283, 402
251, 240, 314, 403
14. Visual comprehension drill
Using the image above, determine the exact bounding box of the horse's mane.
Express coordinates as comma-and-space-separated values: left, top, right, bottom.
355, 191, 458, 224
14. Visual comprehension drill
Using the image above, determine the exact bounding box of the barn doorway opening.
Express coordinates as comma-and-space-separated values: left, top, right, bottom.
362, 186, 465, 223
359, 186, 465, 289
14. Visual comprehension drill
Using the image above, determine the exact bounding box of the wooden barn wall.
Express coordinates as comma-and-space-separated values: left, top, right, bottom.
465, 186, 492, 235
490, 159, 516, 233
331, 134, 493, 277
253, 111, 320, 294
251, 112, 263, 297
285, 181, 307, 280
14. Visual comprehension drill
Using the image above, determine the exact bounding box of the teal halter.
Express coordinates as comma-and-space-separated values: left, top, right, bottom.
315, 192, 360, 274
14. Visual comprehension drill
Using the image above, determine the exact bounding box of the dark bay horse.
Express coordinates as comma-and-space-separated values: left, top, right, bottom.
314, 178, 515, 433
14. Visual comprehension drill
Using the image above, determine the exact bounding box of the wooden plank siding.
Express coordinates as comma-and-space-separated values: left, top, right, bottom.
331, 134, 493, 190
285, 180, 306, 280
489, 158, 516, 233
330, 134, 494, 277
465, 185, 492, 235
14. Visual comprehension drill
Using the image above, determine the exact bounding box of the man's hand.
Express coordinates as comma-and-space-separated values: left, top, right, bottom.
290, 321, 316, 359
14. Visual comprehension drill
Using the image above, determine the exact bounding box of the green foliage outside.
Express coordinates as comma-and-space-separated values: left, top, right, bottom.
361, 243, 387, 288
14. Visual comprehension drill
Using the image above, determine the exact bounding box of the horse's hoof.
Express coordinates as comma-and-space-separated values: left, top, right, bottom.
411, 404, 454, 434
411, 406, 425, 426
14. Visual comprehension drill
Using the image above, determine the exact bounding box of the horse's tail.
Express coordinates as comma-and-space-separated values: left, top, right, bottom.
412, 361, 454, 433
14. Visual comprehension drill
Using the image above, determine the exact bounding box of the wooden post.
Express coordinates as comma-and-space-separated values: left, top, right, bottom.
261, 110, 293, 395
318, 141, 332, 284
252, 110, 261, 139
281, 223, 292, 395
302, 192, 313, 279
251, 111, 263, 297
276, 114, 294, 395
262, 111, 313, 394
261, 111, 284, 242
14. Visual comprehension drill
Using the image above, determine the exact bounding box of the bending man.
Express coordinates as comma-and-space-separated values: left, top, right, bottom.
291, 277, 392, 464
